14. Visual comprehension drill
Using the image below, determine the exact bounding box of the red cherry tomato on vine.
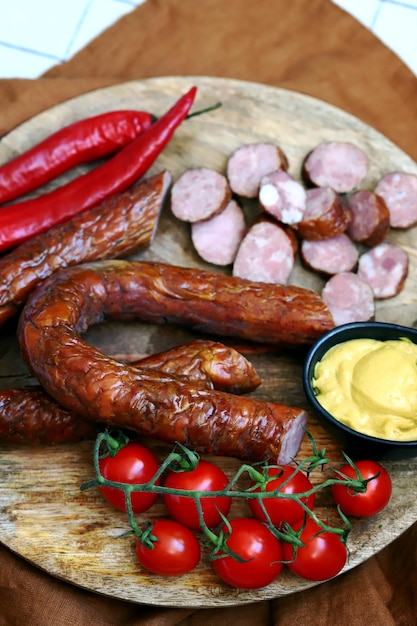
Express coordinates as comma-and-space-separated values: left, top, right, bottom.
163, 460, 232, 530
331, 460, 392, 517
211, 517, 283, 589
136, 519, 201, 576
99, 442, 160, 513
282, 518, 348, 581
249, 465, 315, 526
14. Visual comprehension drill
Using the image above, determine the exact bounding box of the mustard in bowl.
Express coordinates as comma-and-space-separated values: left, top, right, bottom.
303, 322, 417, 460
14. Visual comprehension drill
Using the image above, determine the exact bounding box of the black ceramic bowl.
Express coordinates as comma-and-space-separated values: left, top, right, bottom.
303, 321, 417, 460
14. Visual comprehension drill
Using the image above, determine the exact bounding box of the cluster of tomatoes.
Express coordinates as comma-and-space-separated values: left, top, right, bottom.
93, 434, 392, 590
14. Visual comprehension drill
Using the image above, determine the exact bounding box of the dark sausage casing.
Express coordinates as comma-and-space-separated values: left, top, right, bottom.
0, 387, 97, 444
0, 170, 171, 326
0, 339, 260, 445
17, 261, 334, 462
136, 339, 261, 394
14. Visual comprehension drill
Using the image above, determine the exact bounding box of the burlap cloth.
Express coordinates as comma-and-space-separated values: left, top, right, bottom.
0, 1, 416, 624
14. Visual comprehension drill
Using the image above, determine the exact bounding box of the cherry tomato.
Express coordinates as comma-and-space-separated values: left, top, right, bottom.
331, 459, 392, 517
99, 441, 160, 513
163, 460, 232, 530
211, 517, 283, 589
282, 518, 347, 581
136, 519, 201, 576
249, 465, 315, 526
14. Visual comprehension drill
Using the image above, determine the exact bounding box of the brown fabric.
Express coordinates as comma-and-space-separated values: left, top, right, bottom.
1, 0, 416, 162
0, 0, 416, 623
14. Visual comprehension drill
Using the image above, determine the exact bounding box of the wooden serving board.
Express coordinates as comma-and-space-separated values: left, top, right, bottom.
0, 76, 417, 608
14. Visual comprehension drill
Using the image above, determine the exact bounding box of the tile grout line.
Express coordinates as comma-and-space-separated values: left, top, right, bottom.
0, 40, 62, 63
383, 0, 417, 8
63, 0, 95, 58
371, 1, 384, 29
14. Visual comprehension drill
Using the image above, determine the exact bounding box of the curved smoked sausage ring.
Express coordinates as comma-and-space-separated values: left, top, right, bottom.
0, 339, 261, 446
17, 260, 334, 462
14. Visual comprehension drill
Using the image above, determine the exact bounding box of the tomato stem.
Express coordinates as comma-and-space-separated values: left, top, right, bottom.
81, 430, 363, 556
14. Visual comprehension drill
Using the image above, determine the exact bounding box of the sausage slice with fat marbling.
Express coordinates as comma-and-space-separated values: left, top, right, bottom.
302, 141, 369, 193
171, 167, 232, 222
321, 272, 375, 326
227, 143, 289, 198
258, 170, 307, 225
374, 172, 417, 229
191, 199, 246, 266
346, 190, 390, 247
357, 242, 409, 298
233, 219, 296, 284
301, 233, 359, 275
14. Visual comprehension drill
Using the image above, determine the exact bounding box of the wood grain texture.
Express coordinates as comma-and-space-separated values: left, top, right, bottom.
0, 76, 416, 607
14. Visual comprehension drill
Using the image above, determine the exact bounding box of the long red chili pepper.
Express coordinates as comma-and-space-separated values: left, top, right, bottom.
0, 110, 154, 205
0, 86, 197, 253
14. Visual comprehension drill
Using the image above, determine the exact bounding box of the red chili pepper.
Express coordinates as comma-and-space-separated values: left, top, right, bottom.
0, 86, 197, 253
0, 110, 154, 205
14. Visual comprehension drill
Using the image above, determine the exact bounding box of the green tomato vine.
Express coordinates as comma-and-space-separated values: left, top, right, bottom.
80, 429, 385, 559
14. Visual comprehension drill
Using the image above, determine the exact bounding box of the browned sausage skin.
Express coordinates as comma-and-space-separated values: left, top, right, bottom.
20, 259, 334, 349
136, 339, 261, 394
0, 387, 97, 445
0, 171, 171, 326
17, 260, 331, 461
0, 339, 260, 445
295, 187, 351, 240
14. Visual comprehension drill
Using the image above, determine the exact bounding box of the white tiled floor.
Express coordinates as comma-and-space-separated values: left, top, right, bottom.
332, 0, 417, 76
0, 0, 416, 79
0, 0, 145, 78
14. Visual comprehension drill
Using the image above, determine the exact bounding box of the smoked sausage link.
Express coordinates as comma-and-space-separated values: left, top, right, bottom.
0, 171, 171, 326
0, 387, 97, 445
134, 339, 261, 394
0, 339, 260, 445
17, 260, 331, 461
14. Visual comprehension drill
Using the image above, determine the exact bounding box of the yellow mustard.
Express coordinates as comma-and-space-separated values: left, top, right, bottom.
313, 337, 417, 441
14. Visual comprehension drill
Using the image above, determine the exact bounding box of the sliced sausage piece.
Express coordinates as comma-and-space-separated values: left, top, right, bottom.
301, 233, 359, 275
295, 187, 351, 240
191, 199, 246, 266
357, 242, 409, 298
374, 172, 417, 229
233, 219, 296, 284
258, 170, 307, 225
346, 190, 390, 246
302, 141, 369, 193
321, 272, 375, 326
227, 143, 289, 198
170, 167, 231, 222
